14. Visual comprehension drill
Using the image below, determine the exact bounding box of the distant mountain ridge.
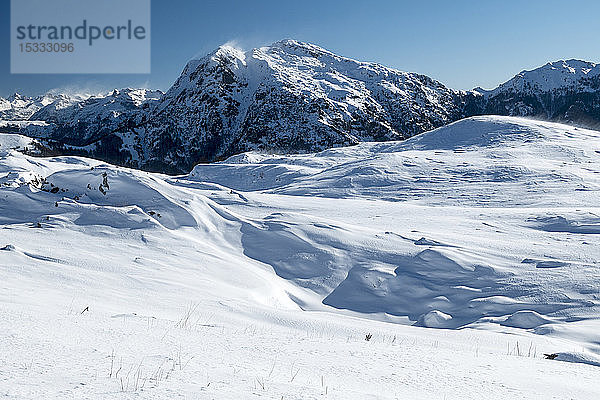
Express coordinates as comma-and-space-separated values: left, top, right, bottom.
1, 40, 599, 173
0, 92, 88, 121
475, 59, 600, 125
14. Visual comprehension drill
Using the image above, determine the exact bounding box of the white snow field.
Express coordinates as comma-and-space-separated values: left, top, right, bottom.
1, 116, 600, 399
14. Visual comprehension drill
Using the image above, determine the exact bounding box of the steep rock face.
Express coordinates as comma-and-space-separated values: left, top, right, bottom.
139, 40, 469, 172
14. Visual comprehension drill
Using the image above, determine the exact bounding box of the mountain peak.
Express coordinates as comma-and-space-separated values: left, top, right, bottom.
527, 59, 598, 78
545, 59, 597, 70
268, 39, 350, 62
486, 58, 600, 96
7, 92, 25, 101
212, 44, 247, 65
271, 39, 328, 52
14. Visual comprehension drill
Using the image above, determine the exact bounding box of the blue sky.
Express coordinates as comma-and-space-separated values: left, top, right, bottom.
2, 0, 600, 97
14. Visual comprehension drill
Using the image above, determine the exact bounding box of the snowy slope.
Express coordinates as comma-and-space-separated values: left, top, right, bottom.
190, 115, 600, 206
188, 116, 600, 331
1, 116, 600, 398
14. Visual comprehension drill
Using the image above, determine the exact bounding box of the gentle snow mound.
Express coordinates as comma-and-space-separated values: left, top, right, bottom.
417, 310, 454, 328
501, 310, 554, 329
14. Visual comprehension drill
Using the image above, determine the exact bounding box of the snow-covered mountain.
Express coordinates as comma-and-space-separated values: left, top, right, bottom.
138, 40, 470, 172
1, 116, 600, 398
35, 89, 160, 144
482, 59, 600, 94
4, 43, 600, 174
14, 88, 162, 165
476, 59, 600, 124
30, 88, 161, 131
0, 92, 86, 121
5, 40, 475, 173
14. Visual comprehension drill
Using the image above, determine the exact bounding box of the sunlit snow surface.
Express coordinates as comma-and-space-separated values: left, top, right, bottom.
1, 116, 600, 399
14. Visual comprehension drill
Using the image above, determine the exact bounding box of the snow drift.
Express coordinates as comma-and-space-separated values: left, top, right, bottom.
1, 116, 600, 398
